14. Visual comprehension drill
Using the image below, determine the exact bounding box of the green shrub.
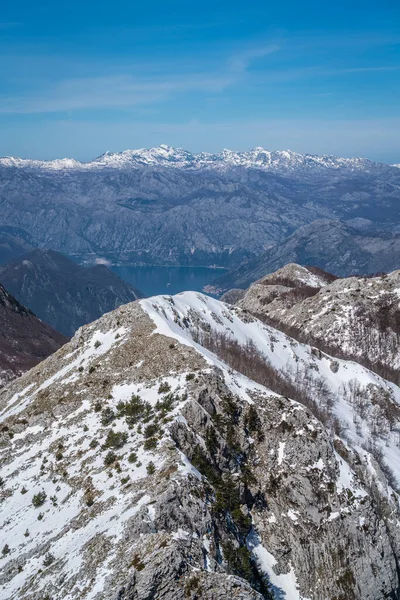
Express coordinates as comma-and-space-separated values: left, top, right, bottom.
143, 423, 160, 439
2, 544, 10, 556
146, 461, 156, 475
37, 512, 44, 521
190, 445, 219, 484
155, 393, 176, 415
89, 365, 96, 374
205, 426, 219, 455
32, 491, 47, 508
104, 450, 118, 466
222, 542, 253, 581
43, 552, 55, 567
244, 406, 264, 441
185, 574, 200, 595
94, 340, 101, 349
130, 554, 145, 571
128, 452, 137, 463
158, 382, 171, 394
102, 430, 128, 449
20, 486, 28, 495
117, 395, 152, 426
186, 373, 195, 381
101, 407, 115, 426
89, 438, 98, 449
143, 438, 158, 451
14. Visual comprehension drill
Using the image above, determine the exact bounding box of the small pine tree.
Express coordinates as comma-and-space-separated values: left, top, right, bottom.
146, 461, 156, 475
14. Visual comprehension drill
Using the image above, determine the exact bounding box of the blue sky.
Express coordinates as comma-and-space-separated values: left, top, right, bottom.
0, 0, 399, 162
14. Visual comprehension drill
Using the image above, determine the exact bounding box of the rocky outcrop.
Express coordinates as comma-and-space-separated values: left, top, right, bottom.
235, 264, 400, 384
1, 292, 400, 599
220, 288, 246, 304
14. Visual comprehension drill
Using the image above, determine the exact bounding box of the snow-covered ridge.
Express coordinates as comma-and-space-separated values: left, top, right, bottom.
141, 291, 400, 486
1, 291, 400, 599
0, 144, 391, 172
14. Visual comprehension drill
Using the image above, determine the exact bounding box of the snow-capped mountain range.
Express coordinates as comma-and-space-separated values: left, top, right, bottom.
0, 144, 393, 172
0, 145, 399, 273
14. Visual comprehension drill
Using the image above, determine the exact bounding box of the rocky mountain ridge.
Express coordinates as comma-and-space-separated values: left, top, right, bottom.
233, 263, 400, 384
1, 291, 400, 599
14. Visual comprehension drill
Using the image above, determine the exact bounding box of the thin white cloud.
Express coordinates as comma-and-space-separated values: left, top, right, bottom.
229, 45, 280, 73
0, 42, 280, 114
0, 72, 236, 114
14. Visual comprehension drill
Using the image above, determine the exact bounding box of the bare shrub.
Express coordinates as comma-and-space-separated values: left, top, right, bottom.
198, 329, 336, 429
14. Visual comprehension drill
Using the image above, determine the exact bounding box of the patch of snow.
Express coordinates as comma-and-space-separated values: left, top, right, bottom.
247, 530, 311, 600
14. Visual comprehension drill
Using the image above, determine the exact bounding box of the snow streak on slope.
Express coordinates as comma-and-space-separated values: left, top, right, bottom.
141, 292, 400, 487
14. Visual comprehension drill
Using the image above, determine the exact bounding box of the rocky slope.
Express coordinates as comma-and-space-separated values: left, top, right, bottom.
214, 219, 400, 291
0, 146, 399, 270
1, 291, 400, 599
0, 249, 142, 336
0, 283, 66, 387
235, 263, 400, 384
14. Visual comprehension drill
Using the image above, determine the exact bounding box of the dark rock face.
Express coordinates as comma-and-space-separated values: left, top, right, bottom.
214, 219, 400, 291
0, 249, 142, 336
0, 283, 66, 386
0, 147, 399, 270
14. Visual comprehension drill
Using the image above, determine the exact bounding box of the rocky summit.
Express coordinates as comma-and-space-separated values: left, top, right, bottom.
1, 291, 400, 599
234, 263, 400, 384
